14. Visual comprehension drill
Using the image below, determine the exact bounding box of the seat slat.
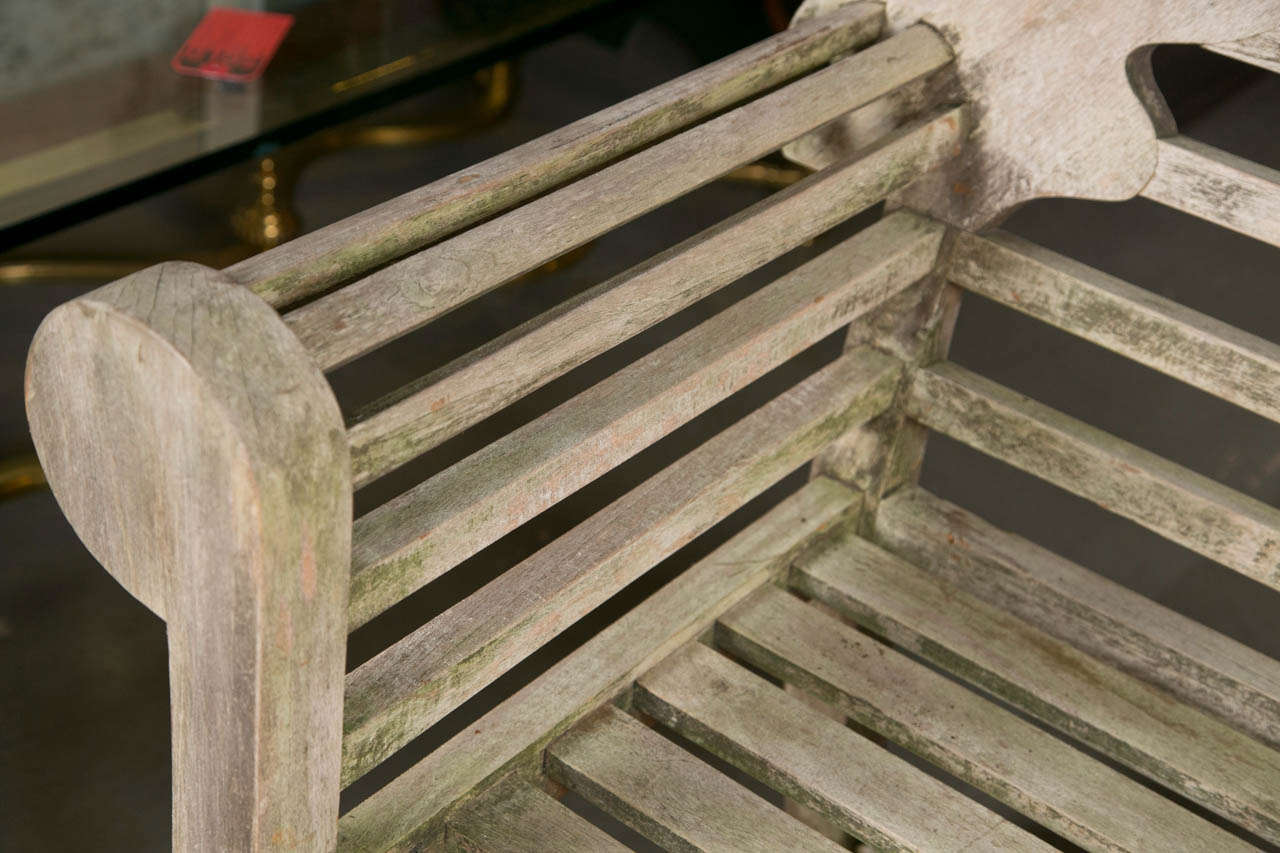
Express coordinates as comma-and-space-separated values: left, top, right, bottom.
347, 212, 944, 627
1141, 135, 1280, 249
905, 362, 1280, 590
337, 478, 859, 850
445, 775, 628, 853
340, 354, 899, 785
635, 642, 1054, 852
874, 486, 1280, 749
790, 529, 1280, 843
225, 2, 886, 307
948, 229, 1280, 425
283, 26, 953, 371
717, 584, 1256, 853
547, 705, 846, 853
346, 111, 964, 486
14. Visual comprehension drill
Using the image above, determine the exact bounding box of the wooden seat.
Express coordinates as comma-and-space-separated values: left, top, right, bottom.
24, 1, 1280, 849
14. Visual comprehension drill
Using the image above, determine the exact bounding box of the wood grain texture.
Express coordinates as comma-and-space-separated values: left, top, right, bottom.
340, 351, 900, 785
794, 0, 1280, 230
444, 775, 628, 853
875, 486, 1280, 750
949, 229, 1280, 425
283, 26, 954, 372
346, 213, 943, 627
811, 229, 962, 510
718, 584, 1256, 853
791, 528, 1280, 843
346, 109, 965, 486
1206, 27, 1280, 73
636, 642, 1053, 852
906, 362, 1280, 590
782, 67, 961, 173
224, 3, 885, 308
337, 478, 860, 851
547, 705, 846, 853
25, 263, 351, 851
1142, 135, 1280, 249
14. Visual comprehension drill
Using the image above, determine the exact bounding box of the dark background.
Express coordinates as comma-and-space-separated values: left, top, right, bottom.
3, 2, 1278, 849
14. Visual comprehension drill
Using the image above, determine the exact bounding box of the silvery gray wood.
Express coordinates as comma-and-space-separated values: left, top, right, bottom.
874, 486, 1280, 750
337, 479, 860, 850
792, 528, 1280, 843
346, 213, 944, 628
906, 362, 1280, 591
340, 353, 899, 785
718, 584, 1257, 853
444, 775, 628, 853
635, 642, 1054, 853
949, 229, 1280, 425
783, 62, 961, 173
24, 263, 351, 850
547, 704, 847, 853
1142, 135, 1280, 249
281, 25, 953, 372
224, 2, 885, 307
345, 110, 965, 487
794, 0, 1280, 230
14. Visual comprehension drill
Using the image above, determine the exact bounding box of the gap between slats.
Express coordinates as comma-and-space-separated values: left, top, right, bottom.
633, 642, 1054, 852
948, 229, 1280, 425
443, 774, 627, 853
345, 107, 965, 487
346, 211, 945, 629
790, 526, 1280, 843
339, 351, 900, 787
282, 25, 954, 372
547, 704, 848, 853
225, 2, 886, 307
716, 582, 1256, 852
905, 362, 1280, 591
873, 486, 1280, 750
336, 477, 860, 850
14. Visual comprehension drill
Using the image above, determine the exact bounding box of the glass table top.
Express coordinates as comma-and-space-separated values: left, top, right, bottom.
0, 0, 615, 242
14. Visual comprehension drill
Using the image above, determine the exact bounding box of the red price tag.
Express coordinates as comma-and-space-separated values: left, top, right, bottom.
172, 8, 294, 83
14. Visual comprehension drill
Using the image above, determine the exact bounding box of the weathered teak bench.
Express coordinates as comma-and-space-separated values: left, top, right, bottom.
25, 1, 1280, 849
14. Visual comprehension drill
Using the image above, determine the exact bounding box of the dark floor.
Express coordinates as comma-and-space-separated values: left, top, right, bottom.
3, 8, 1279, 852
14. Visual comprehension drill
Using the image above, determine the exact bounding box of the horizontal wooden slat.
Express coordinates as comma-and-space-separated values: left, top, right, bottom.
445, 775, 628, 853
905, 362, 1280, 590
547, 705, 846, 853
225, 3, 885, 307
718, 584, 1255, 853
1141, 135, 1280, 248
949, 229, 1280, 424
283, 26, 954, 371
791, 528, 1280, 843
874, 486, 1280, 750
347, 213, 944, 627
340, 353, 899, 785
1205, 29, 1280, 74
337, 477, 860, 850
635, 642, 1053, 852
347, 110, 964, 485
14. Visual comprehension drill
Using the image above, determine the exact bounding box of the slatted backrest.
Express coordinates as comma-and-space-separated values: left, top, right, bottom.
24, 4, 971, 848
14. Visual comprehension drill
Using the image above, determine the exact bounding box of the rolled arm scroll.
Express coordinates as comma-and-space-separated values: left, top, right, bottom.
26, 262, 350, 851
